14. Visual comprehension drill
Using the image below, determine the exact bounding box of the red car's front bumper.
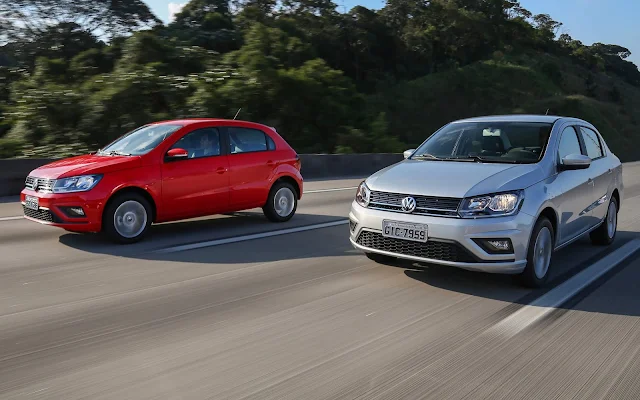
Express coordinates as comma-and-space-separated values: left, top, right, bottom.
20, 189, 106, 233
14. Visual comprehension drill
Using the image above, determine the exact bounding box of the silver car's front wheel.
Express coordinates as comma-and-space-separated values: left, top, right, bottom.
533, 226, 553, 280
520, 216, 555, 288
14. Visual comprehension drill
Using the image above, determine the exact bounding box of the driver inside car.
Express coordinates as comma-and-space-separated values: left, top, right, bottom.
190, 131, 220, 158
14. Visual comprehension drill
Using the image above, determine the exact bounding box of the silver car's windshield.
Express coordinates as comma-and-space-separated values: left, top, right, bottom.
98, 124, 183, 156
411, 121, 553, 164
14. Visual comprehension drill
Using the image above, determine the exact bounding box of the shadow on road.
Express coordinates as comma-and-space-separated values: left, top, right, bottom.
398, 230, 640, 317
57, 209, 640, 317
58, 211, 355, 264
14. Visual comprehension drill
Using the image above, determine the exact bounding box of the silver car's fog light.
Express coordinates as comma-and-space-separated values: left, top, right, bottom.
487, 240, 511, 251
349, 219, 357, 232
473, 238, 514, 254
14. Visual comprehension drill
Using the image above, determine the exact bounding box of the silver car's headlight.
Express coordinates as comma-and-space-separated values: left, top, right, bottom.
355, 181, 371, 207
458, 190, 523, 218
53, 174, 102, 193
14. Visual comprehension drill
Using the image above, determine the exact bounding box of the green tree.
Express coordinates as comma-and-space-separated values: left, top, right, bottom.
168, 0, 240, 53
0, 0, 160, 42
2, 0, 640, 161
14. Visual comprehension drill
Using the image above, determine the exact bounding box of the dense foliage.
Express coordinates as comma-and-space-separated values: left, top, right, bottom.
1, 0, 640, 159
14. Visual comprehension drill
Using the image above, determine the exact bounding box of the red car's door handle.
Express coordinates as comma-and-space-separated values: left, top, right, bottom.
216, 167, 227, 174
266, 160, 275, 166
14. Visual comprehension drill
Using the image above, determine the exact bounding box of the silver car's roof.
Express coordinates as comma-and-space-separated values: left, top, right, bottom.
452, 115, 565, 124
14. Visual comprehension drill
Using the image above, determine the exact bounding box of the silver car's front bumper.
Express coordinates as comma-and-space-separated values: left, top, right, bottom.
349, 201, 535, 274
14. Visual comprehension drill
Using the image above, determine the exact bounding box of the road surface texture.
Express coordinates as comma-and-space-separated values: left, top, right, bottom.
1, 166, 640, 399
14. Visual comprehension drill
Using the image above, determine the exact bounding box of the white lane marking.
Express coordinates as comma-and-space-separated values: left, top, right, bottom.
487, 238, 640, 339
305, 187, 358, 194
0, 216, 23, 221
153, 219, 350, 254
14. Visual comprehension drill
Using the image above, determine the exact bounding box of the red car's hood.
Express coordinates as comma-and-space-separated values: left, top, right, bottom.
29, 154, 143, 179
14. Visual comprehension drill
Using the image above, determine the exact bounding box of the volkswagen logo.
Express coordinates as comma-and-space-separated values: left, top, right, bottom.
401, 196, 417, 213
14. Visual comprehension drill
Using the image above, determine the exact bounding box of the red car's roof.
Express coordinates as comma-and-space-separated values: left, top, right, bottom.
151, 118, 274, 130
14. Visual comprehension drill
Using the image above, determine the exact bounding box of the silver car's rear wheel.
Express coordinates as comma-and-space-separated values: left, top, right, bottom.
607, 201, 618, 238
590, 196, 618, 246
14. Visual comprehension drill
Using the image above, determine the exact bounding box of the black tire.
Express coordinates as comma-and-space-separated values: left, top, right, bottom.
102, 192, 152, 244
589, 197, 618, 246
518, 216, 555, 288
263, 181, 298, 222
365, 252, 396, 264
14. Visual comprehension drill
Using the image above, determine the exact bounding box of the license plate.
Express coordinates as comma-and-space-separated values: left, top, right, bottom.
24, 195, 39, 211
382, 220, 428, 243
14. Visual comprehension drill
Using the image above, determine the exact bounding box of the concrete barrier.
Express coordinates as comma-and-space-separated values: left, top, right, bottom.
0, 153, 404, 196
299, 153, 403, 180
0, 158, 59, 197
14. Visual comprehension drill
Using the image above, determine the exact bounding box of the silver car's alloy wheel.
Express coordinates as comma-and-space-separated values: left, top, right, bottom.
114, 200, 148, 239
274, 187, 295, 217
533, 226, 553, 279
607, 201, 617, 239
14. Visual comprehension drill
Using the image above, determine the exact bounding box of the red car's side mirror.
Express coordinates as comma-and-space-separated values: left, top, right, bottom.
165, 148, 189, 161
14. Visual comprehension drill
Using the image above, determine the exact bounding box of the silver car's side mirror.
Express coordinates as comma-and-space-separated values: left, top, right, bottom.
403, 149, 416, 159
559, 153, 591, 171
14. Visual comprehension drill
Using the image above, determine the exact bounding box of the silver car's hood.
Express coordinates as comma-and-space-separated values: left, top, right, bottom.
365, 159, 546, 198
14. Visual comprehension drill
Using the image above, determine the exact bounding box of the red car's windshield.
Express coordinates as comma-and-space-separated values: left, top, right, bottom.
98, 124, 183, 156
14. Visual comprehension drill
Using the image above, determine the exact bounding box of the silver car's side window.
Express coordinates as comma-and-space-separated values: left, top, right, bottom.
579, 127, 605, 160
558, 126, 582, 162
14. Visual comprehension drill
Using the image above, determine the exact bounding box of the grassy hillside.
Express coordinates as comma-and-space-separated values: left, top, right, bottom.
373, 52, 640, 161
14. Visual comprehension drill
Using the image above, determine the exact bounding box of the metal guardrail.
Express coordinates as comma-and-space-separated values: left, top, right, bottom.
0, 154, 404, 196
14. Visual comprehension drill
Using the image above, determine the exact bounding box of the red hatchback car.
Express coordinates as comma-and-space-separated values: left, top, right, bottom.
20, 119, 304, 243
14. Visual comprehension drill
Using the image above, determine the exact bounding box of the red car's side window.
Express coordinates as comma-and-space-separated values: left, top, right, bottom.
228, 127, 276, 154
170, 127, 223, 159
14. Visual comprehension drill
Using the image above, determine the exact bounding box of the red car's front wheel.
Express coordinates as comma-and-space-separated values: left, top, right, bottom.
103, 192, 153, 244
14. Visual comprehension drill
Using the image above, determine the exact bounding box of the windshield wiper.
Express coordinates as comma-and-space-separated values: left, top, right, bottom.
458, 155, 521, 164
412, 153, 445, 161
102, 150, 131, 156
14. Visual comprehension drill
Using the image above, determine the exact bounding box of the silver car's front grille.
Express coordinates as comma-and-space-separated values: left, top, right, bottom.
25, 176, 56, 193
356, 230, 477, 263
368, 191, 461, 217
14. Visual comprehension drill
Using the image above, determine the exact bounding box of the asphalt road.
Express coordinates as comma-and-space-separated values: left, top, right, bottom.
1, 167, 640, 400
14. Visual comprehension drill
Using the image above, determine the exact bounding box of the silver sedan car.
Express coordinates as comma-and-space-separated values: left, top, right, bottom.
349, 115, 623, 287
